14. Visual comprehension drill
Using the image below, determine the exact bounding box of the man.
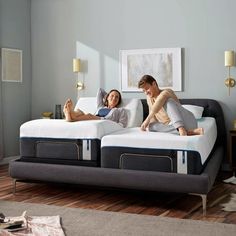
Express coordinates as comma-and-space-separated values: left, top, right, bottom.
138, 75, 203, 136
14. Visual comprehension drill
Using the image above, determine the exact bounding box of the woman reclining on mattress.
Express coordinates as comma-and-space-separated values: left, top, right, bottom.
63, 88, 128, 128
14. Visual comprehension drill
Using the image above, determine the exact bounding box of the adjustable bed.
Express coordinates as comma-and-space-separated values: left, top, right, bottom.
9, 98, 226, 214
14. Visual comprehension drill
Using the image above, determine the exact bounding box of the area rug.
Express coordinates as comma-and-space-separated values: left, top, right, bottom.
221, 193, 236, 212
0, 200, 236, 236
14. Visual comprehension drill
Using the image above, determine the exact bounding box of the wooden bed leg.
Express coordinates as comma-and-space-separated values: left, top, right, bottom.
12, 179, 17, 195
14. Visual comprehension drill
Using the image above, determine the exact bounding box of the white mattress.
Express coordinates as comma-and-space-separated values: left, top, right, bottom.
20, 119, 124, 139
101, 117, 217, 165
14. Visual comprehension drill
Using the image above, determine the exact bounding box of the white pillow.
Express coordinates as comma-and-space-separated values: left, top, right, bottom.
182, 105, 204, 119
74, 97, 143, 128
74, 97, 97, 114
121, 98, 143, 128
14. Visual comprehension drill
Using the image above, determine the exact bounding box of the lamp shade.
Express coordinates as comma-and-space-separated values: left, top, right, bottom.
73, 58, 80, 72
224, 50, 235, 67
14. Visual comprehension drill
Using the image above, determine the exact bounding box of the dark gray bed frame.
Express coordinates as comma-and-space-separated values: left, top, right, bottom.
9, 98, 226, 215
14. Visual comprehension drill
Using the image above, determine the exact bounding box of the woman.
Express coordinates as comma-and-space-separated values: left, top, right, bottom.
63, 88, 128, 127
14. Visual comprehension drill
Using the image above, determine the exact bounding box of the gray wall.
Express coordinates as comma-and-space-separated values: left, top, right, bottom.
31, 0, 236, 133
0, 0, 31, 158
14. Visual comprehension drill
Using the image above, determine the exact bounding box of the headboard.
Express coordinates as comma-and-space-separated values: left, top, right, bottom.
141, 98, 226, 148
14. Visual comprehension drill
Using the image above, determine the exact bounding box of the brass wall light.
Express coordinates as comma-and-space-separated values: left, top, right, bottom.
224, 50, 235, 95
73, 58, 84, 90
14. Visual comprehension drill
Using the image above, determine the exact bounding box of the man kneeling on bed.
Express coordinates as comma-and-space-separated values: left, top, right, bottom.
138, 74, 204, 136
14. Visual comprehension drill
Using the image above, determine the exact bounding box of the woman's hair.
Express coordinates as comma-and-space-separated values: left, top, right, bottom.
138, 74, 157, 88
104, 89, 122, 107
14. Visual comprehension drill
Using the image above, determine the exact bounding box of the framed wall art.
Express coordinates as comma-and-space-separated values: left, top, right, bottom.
1, 48, 22, 82
120, 47, 182, 92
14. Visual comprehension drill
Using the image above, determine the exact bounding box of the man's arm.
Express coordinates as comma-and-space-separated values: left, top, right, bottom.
149, 89, 178, 117
141, 89, 178, 131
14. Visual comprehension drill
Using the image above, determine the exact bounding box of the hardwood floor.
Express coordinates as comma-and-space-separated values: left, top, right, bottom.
0, 164, 236, 224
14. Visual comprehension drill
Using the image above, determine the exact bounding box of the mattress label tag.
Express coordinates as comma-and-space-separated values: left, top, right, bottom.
177, 151, 187, 174
82, 140, 91, 160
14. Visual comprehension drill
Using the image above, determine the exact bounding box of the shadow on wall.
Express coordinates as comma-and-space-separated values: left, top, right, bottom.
75, 41, 120, 96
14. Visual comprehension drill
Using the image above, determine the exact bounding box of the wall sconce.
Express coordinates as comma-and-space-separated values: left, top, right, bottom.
224, 50, 235, 95
73, 58, 84, 90
73, 58, 80, 72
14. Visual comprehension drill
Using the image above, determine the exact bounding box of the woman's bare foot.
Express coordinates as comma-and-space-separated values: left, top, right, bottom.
63, 100, 73, 122
187, 127, 204, 136
67, 99, 73, 112
64, 109, 72, 122
178, 126, 187, 136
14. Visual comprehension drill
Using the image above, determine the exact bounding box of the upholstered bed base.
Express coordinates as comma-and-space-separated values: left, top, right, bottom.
9, 145, 223, 214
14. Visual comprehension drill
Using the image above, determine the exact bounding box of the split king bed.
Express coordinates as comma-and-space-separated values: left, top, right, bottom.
9, 97, 226, 214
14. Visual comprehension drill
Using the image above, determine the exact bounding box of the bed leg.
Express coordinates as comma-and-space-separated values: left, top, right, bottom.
200, 194, 207, 216
12, 179, 17, 195
189, 193, 207, 216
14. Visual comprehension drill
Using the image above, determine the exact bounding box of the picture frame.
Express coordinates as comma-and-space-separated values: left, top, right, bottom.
1, 48, 22, 82
120, 48, 182, 92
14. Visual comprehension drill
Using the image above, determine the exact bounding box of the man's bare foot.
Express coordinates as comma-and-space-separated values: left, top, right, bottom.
178, 126, 187, 136
187, 127, 204, 136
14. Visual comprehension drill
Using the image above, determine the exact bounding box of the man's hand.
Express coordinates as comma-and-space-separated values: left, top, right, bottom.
140, 117, 151, 131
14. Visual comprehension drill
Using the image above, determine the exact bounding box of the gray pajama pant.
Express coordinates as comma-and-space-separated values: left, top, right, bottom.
149, 98, 197, 133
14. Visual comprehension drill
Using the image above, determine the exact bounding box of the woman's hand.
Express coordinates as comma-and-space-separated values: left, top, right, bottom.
140, 117, 151, 131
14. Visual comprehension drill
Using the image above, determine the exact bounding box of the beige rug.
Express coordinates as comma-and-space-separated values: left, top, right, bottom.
0, 200, 236, 236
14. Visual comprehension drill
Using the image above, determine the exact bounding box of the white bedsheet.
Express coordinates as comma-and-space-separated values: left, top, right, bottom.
101, 117, 217, 165
20, 119, 124, 139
